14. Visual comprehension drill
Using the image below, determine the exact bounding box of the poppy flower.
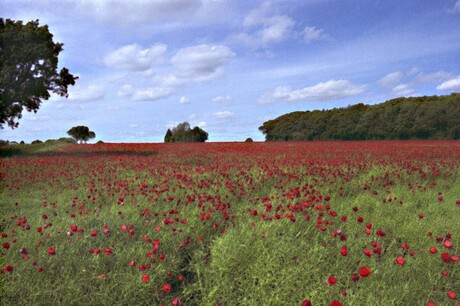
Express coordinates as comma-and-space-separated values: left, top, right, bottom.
172, 298, 181, 306
340, 246, 348, 256
447, 291, 456, 300
301, 301, 312, 306
328, 275, 337, 285
48, 247, 56, 255
4, 265, 13, 272
2, 243, 10, 249
430, 247, 437, 254
351, 273, 360, 282
376, 230, 386, 237
358, 266, 371, 277
444, 240, 453, 249
330, 300, 343, 306
395, 256, 405, 266
141, 274, 149, 283
163, 283, 171, 292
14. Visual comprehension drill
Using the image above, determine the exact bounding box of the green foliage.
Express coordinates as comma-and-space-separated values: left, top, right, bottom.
67, 125, 96, 143
166, 122, 209, 142
164, 129, 173, 143
0, 18, 78, 128
259, 93, 460, 141
245, 138, 254, 142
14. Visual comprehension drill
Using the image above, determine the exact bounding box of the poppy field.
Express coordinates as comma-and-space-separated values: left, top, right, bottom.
1, 141, 459, 305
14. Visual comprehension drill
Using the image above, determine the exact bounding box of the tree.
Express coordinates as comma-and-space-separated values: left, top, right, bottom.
0, 18, 78, 128
67, 126, 96, 143
167, 122, 208, 142
164, 129, 173, 143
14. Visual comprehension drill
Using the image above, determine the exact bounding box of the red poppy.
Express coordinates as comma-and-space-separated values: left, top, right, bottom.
444, 240, 453, 249
301, 301, 312, 306
163, 283, 171, 292
2, 243, 10, 249
330, 300, 343, 306
358, 266, 371, 277
4, 265, 13, 272
328, 275, 337, 285
141, 274, 149, 283
396, 256, 405, 266
351, 273, 360, 282
340, 245, 348, 256
48, 247, 56, 255
447, 291, 456, 300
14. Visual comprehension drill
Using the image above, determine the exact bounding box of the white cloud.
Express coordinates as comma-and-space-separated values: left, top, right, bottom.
117, 84, 134, 97
105, 43, 167, 71
392, 84, 414, 96
78, 0, 203, 26
128, 124, 139, 128
189, 114, 199, 120
179, 96, 191, 104
259, 80, 366, 104
132, 87, 176, 101
378, 71, 404, 87
239, 3, 295, 46
414, 71, 453, 84
303, 26, 329, 43
197, 121, 207, 128
455, 0, 460, 12
69, 84, 105, 101
436, 76, 460, 91
258, 15, 295, 45
171, 44, 235, 81
213, 111, 235, 119
212, 95, 233, 104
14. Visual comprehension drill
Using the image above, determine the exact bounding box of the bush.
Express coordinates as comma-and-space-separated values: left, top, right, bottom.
245, 138, 254, 142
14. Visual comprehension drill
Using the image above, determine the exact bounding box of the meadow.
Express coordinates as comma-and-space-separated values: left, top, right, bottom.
1, 141, 459, 305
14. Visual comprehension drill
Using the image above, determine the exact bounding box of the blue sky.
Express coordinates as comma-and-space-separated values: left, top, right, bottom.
2, 0, 460, 142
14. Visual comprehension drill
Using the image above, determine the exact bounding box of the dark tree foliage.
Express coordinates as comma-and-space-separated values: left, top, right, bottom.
166, 122, 208, 142
259, 93, 460, 141
164, 129, 173, 143
67, 126, 96, 143
0, 18, 78, 128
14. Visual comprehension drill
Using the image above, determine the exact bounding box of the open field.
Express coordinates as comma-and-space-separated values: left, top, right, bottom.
1, 141, 459, 305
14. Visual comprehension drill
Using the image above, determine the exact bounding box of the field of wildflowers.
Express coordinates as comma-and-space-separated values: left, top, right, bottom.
1, 141, 459, 305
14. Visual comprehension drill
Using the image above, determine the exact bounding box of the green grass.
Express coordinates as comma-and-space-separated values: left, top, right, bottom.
1, 142, 459, 305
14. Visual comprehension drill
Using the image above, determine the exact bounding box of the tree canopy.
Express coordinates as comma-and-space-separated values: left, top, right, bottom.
165, 122, 208, 142
0, 18, 78, 128
259, 93, 460, 141
67, 126, 96, 143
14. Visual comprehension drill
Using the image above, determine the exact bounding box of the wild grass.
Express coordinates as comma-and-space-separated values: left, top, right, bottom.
0, 141, 459, 305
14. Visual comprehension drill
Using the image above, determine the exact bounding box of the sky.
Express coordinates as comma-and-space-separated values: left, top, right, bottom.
2, 0, 460, 143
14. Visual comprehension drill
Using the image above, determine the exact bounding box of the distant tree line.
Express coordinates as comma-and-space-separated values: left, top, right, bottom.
165, 122, 208, 142
259, 93, 460, 141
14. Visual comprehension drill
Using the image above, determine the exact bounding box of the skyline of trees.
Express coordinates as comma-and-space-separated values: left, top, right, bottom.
259, 93, 460, 141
